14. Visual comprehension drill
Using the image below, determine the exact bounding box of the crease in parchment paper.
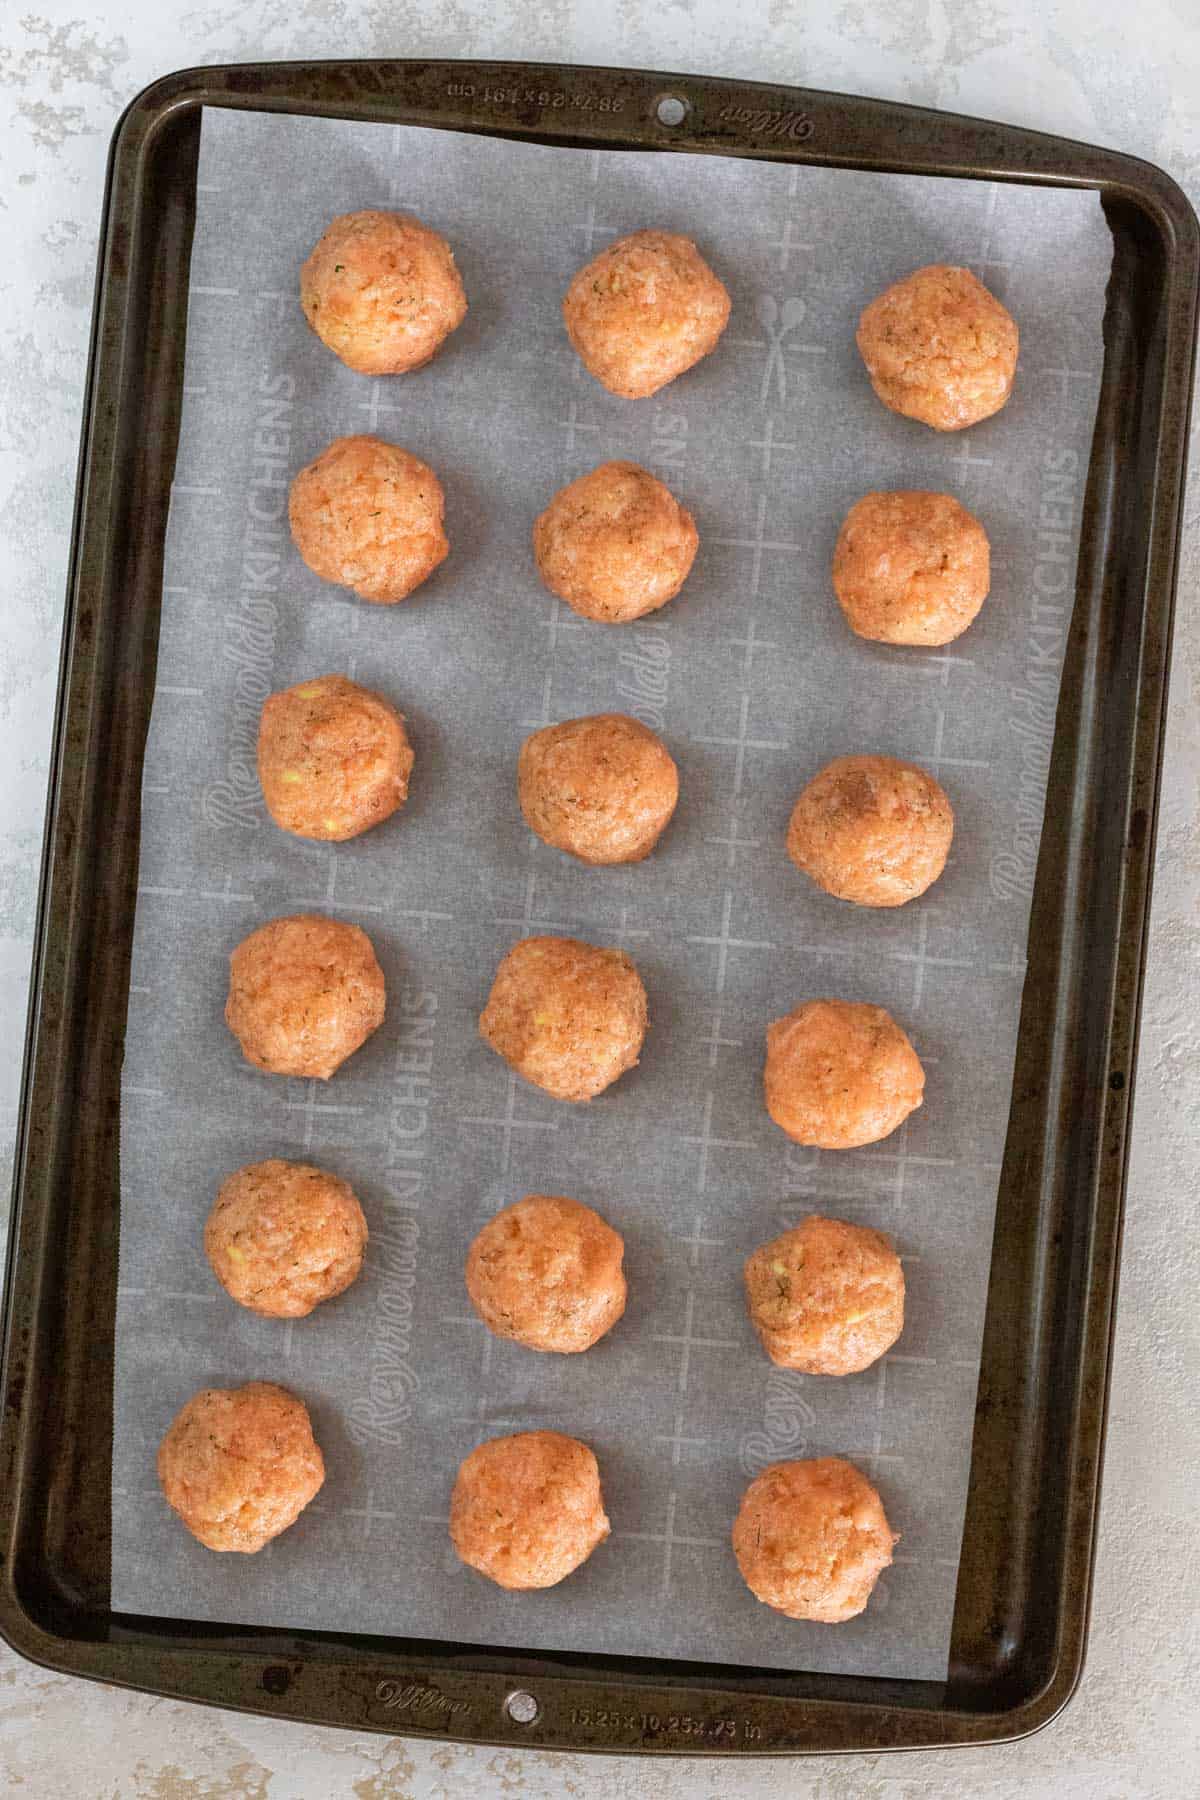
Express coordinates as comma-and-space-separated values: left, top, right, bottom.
112, 108, 1108, 1682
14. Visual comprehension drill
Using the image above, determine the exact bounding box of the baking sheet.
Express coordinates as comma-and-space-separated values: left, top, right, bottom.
112, 107, 1108, 1682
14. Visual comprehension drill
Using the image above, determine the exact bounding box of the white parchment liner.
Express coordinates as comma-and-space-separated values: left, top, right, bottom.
113, 108, 1107, 1681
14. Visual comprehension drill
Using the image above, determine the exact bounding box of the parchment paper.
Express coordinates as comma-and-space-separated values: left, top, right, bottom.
112, 107, 1109, 1681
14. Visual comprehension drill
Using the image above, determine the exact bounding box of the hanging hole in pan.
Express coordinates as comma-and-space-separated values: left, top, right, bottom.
504, 1688, 541, 1725
655, 94, 690, 128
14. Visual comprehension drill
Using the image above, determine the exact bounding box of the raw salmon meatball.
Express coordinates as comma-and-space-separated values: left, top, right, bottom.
466, 1194, 626, 1353
533, 461, 698, 624
289, 435, 448, 604
786, 754, 954, 908
205, 1159, 369, 1319
856, 263, 1018, 431
479, 935, 648, 1102
563, 228, 731, 398
519, 713, 679, 865
226, 913, 386, 1081
157, 1381, 325, 1553
450, 1430, 610, 1589
833, 490, 990, 646
300, 209, 467, 375
733, 1457, 897, 1622
764, 999, 924, 1150
744, 1215, 904, 1375
258, 673, 414, 842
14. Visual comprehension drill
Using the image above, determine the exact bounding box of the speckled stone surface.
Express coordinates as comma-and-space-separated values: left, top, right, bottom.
1, 4, 1197, 1795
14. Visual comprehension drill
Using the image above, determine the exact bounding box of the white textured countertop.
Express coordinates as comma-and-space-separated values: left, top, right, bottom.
1, 3, 1197, 1795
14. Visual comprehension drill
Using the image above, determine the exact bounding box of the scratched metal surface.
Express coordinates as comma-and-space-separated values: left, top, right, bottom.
111, 108, 1107, 1680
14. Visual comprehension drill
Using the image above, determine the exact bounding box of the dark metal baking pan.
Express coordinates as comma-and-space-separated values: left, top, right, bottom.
0, 60, 1195, 1758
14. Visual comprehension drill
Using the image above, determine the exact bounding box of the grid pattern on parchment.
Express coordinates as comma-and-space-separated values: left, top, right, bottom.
110, 110, 1108, 1683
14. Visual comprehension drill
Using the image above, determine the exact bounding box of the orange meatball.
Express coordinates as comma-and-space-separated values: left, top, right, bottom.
764, 999, 924, 1150
563, 228, 730, 398
158, 1382, 325, 1553
289, 435, 448, 605
833, 490, 990, 646
786, 754, 953, 908
518, 713, 679, 865
479, 935, 649, 1103
744, 1215, 904, 1374
466, 1194, 626, 1353
856, 263, 1018, 431
733, 1457, 896, 1622
225, 914, 386, 1081
258, 674, 413, 842
450, 1430, 610, 1589
205, 1159, 368, 1319
533, 460, 698, 624
300, 210, 466, 375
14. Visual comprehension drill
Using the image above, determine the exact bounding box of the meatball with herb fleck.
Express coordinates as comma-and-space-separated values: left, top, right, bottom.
300, 209, 466, 375
764, 999, 924, 1150
786, 754, 953, 908
744, 1215, 904, 1375
563, 228, 730, 398
733, 1457, 896, 1623
479, 935, 648, 1103
289, 435, 448, 605
205, 1159, 368, 1319
226, 913, 386, 1081
833, 490, 990, 646
856, 263, 1018, 431
518, 713, 678, 865
258, 673, 413, 842
533, 461, 698, 624
466, 1194, 626, 1353
450, 1430, 610, 1589
158, 1381, 325, 1554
